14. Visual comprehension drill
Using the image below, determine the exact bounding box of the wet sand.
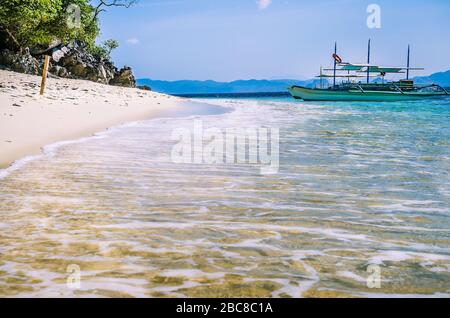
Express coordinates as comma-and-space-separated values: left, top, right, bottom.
0, 70, 184, 168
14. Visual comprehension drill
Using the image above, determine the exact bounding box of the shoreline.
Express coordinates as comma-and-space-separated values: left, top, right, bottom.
0, 70, 186, 169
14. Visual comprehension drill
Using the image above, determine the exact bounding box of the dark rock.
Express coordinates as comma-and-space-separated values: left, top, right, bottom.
30, 39, 63, 55
47, 72, 60, 79
49, 65, 69, 78
110, 66, 136, 88
0, 43, 137, 88
0, 48, 42, 75
137, 85, 152, 91
57, 44, 115, 84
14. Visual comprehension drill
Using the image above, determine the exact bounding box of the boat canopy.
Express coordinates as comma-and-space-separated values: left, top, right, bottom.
326, 64, 424, 74
339, 64, 365, 71
325, 64, 408, 73
312, 41, 428, 88
324, 64, 365, 71
316, 74, 375, 78
363, 66, 404, 73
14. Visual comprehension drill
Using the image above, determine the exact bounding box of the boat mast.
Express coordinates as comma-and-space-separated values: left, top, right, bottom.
406, 44, 410, 80
366, 39, 371, 84
320, 65, 323, 89
333, 42, 337, 88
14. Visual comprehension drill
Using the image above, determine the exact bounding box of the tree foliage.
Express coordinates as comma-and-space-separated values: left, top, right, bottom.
0, 0, 135, 52
0, 0, 96, 49
103, 39, 119, 54
88, 39, 119, 60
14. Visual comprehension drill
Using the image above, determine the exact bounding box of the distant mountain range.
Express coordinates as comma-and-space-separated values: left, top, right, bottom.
414, 70, 450, 86
137, 70, 450, 94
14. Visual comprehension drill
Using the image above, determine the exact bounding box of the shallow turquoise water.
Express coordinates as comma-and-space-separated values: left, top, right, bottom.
0, 97, 449, 297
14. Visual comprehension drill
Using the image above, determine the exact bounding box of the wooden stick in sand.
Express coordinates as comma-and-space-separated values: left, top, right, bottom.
39, 55, 50, 95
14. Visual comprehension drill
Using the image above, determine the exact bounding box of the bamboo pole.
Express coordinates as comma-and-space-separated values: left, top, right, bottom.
40, 55, 50, 95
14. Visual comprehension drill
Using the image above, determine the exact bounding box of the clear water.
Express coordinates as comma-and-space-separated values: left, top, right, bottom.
0, 97, 449, 297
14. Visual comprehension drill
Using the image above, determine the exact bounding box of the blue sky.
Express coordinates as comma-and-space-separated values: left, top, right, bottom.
97, 0, 450, 81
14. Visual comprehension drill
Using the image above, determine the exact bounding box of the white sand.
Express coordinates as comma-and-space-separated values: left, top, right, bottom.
0, 70, 184, 168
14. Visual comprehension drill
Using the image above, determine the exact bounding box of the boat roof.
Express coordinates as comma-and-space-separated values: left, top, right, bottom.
365, 66, 403, 73
313, 42, 429, 84
324, 63, 365, 71
316, 74, 376, 78
340, 64, 365, 71
326, 63, 425, 74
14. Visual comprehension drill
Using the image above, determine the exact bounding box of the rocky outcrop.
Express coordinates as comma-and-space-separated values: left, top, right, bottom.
49, 65, 69, 78
0, 43, 136, 88
109, 66, 136, 87
137, 85, 152, 91
56, 43, 112, 84
0, 48, 43, 75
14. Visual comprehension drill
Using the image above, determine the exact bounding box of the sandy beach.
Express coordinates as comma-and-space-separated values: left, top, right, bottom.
0, 69, 183, 169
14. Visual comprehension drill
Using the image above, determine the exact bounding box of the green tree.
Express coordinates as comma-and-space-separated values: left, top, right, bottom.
0, 1, 136, 51
0, 0, 62, 48
87, 44, 109, 60
0, 0, 98, 49
87, 39, 119, 60
103, 39, 119, 55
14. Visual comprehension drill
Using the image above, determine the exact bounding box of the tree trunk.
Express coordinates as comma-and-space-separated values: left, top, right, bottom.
3, 27, 21, 50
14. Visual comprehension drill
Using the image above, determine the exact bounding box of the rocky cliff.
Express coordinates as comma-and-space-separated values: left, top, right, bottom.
0, 42, 136, 88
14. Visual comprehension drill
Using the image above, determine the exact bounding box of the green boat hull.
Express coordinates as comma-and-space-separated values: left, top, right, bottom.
288, 86, 448, 102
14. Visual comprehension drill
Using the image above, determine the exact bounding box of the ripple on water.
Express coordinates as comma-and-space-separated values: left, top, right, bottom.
0, 98, 449, 297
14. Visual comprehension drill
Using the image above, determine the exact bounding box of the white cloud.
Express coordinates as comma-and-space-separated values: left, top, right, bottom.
257, 0, 272, 10
126, 37, 140, 45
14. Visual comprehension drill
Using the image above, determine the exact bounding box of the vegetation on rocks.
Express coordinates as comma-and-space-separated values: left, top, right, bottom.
0, 1, 138, 87
89, 39, 119, 60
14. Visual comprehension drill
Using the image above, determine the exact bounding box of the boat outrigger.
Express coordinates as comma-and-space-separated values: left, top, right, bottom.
288, 40, 449, 102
